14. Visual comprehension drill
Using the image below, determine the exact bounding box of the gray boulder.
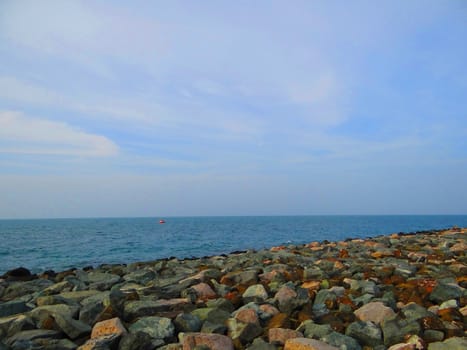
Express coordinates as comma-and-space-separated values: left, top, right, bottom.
345, 321, 383, 347
128, 316, 175, 341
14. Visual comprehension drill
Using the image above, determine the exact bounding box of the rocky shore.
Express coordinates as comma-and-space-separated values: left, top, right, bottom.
1, 227, 466, 350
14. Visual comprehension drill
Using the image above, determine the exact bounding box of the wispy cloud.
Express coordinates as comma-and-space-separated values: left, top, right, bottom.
0, 111, 118, 157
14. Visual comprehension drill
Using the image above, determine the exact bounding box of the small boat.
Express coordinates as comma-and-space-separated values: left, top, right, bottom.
159, 219, 166, 224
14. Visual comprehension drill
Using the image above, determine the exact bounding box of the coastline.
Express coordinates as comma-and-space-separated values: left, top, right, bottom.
1, 227, 466, 349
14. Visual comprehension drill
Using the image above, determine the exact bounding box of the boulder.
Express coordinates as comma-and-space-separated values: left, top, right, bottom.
226, 318, 263, 344
429, 283, 464, 303
174, 313, 202, 333
78, 334, 120, 350
296, 320, 332, 339
354, 301, 396, 325
321, 331, 362, 350
128, 316, 174, 341
0, 314, 35, 338
118, 331, 162, 350
427, 336, 467, 350
268, 328, 303, 345
345, 321, 383, 347
0, 300, 32, 318
242, 284, 269, 303
6, 329, 62, 347
53, 312, 92, 339
181, 332, 234, 350
91, 317, 127, 339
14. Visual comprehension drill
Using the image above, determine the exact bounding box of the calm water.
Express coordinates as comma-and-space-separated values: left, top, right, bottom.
1, 215, 466, 274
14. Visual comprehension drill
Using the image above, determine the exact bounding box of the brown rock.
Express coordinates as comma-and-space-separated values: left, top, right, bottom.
235, 309, 259, 325
269, 328, 303, 345
284, 337, 339, 350
182, 332, 234, 350
90, 317, 127, 339
267, 313, 290, 329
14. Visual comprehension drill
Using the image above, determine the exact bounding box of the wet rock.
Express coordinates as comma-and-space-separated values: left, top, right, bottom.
354, 301, 396, 325
345, 320, 383, 347
128, 316, 174, 341
181, 332, 234, 350
284, 338, 339, 350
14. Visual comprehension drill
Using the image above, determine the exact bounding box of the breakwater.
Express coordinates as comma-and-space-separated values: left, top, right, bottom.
0, 227, 466, 349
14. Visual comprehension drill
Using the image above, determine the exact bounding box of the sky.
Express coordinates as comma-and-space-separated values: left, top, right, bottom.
0, 0, 466, 218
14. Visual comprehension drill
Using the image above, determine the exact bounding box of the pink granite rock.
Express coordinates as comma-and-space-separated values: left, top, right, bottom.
235, 308, 260, 325
354, 301, 396, 325
191, 283, 217, 300
269, 328, 303, 345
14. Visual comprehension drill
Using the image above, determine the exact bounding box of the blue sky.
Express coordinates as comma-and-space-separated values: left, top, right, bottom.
0, 0, 466, 218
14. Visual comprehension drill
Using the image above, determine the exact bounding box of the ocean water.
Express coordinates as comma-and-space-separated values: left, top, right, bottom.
0, 215, 466, 275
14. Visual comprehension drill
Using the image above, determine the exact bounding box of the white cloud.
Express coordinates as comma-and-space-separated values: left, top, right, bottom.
0, 111, 118, 157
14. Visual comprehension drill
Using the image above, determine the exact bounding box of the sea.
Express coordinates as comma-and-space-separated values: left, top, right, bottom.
1, 215, 466, 275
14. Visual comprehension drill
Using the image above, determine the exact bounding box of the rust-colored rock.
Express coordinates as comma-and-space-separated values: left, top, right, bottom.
182, 332, 234, 350
267, 313, 290, 329
284, 337, 339, 350
90, 317, 127, 339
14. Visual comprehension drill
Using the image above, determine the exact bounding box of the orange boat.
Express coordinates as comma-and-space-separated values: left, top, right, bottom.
159, 219, 166, 224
